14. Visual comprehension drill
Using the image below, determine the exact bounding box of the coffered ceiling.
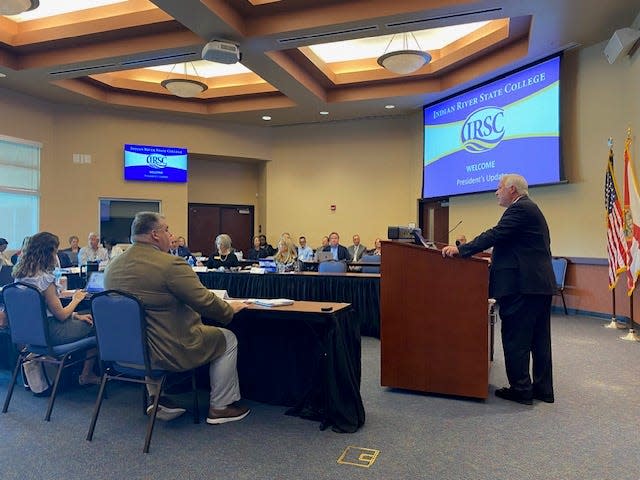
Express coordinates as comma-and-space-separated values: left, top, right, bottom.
0, 0, 636, 126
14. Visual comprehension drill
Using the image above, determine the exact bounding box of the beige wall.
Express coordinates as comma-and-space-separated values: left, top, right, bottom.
265, 116, 423, 249
1, 35, 639, 258
0, 97, 271, 247
449, 41, 640, 258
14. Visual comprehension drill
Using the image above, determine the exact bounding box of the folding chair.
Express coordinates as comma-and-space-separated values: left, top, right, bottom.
551, 257, 568, 314
1, 282, 96, 421
360, 255, 381, 274
318, 260, 347, 273
87, 290, 199, 453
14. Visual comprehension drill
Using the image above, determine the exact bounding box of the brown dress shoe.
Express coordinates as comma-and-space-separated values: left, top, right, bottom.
206, 404, 250, 425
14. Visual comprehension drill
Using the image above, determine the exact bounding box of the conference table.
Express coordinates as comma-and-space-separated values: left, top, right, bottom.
197, 270, 381, 337
204, 301, 365, 433
66, 269, 381, 337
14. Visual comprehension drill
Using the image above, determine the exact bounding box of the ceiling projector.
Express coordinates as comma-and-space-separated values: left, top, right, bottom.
202, 40, 241, 64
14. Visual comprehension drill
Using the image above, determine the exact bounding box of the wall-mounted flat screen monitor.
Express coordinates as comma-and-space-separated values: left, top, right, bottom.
422, 54, 563, 200
124, 144, 188, 183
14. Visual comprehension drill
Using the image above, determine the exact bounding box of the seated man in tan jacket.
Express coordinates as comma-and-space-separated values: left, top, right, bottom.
105, 211, 249, 424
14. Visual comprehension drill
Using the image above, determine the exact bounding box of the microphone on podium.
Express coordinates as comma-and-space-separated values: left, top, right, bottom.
449, 220, 463, 235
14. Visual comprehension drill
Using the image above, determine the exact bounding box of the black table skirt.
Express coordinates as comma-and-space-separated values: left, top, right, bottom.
204, 307, 365, 433
198, 272, 380, 337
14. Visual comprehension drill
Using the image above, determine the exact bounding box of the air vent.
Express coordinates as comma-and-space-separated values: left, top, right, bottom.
120, 52, 198, 67
386, 7, 503, 28
278, 25, 378, 44
49, 64, 117, 76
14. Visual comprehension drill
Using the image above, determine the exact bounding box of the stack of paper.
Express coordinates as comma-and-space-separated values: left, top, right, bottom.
251, 298, 294, 307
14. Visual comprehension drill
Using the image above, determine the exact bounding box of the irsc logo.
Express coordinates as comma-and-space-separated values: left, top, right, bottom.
460, 107, 505, 153
146, 154, 167, 168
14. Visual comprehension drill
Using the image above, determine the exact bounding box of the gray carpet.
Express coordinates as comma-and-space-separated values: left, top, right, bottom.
0, 314, 637, 480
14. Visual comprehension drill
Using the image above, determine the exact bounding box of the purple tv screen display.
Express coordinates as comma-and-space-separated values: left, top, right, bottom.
124, 144, 188, 183
422, 55, 561, 199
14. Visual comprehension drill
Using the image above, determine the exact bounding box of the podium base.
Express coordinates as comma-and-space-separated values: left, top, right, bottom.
620, 329, 640, 341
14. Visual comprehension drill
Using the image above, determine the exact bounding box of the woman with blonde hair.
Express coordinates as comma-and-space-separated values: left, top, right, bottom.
12, 231, 100, 386
274, 236, 298, 273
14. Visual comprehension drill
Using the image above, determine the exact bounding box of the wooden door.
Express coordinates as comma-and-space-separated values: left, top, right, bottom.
418, 199, 449, 244
188, 203, 253, 256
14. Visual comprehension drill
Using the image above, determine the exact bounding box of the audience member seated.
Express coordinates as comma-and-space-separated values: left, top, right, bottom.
207, 234, 239, 270
168, 234, 195, 263
0, 238, 12, 266
368, 238, 382, 256
176, 236, 188, 249
78, 232, 109, 265
246, 236, 269, 261
455, 235, 467, 246
348, 234, 367, 262
104, 239, 124, 260
104, 212, 250, 424
274, 237, 299, 273
12, 232, 100, 386
313, 236, 329, 261
60, 235, 81, 266
296, 236, 314, 262
258, 234, 276, 257
322, 232, 350, 261
10, 236, 30, 265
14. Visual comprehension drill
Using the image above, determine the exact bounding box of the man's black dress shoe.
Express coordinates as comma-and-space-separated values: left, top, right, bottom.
494, 387, 533, 405
533, 392, 555, 403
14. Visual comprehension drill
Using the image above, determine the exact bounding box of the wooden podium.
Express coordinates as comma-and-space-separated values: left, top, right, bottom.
380, 241, 491, 399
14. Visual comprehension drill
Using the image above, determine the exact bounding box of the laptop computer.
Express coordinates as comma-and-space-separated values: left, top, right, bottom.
258, 259, 277, 273
84, 271, 106, 296
316, 251, 334, 262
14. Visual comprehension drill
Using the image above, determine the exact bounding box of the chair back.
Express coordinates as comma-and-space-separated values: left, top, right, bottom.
90, 290, 151, 372
551, 257, 568, 290
1, 282, 50, 348
360, 255, 381, 274
318, 260, 347, 273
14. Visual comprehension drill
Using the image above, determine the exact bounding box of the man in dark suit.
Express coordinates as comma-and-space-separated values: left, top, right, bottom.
442, 174, 556, 405
169, 234, 195, 263
322, 232, 350, 261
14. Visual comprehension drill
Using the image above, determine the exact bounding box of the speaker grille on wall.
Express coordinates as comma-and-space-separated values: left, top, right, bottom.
604, 28, 640, 64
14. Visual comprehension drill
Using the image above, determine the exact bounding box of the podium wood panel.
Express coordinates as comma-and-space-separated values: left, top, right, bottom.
380, 241, 490, 399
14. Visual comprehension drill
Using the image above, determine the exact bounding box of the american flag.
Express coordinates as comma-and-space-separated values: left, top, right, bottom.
606, 150, 627, 289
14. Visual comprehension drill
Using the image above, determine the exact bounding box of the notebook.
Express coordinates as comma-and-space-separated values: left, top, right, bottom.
85, 271, 106, 295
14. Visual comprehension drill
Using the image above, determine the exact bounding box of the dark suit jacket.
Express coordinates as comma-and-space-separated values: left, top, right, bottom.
322, 244, 350, 261
458, 195, 556, 299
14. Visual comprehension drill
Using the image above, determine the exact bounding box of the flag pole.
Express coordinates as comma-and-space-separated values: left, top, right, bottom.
605, 289, 619, 328
620, 293, 638, 340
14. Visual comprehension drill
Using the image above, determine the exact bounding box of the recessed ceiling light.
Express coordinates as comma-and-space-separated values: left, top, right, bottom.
262, 115, 272, 121
385, 104, 395, 109
319, 111, 329, 115
0, 73, 6, 78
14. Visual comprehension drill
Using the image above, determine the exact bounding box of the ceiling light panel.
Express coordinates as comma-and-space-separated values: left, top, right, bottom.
308, 21, 490, 63
147, 60, 251, 79
7, 0, 127, 21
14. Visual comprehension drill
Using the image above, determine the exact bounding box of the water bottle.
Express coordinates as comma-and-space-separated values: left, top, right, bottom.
187, 256, 195, 268
53, 267, 63, 295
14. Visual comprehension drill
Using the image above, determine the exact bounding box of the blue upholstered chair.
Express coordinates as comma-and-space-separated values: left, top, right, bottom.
318, 260, 347, 273
359, 255, 381, 274
87, 290, 199, 454
551, 257, 568, 314
1, 282, 97, 421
